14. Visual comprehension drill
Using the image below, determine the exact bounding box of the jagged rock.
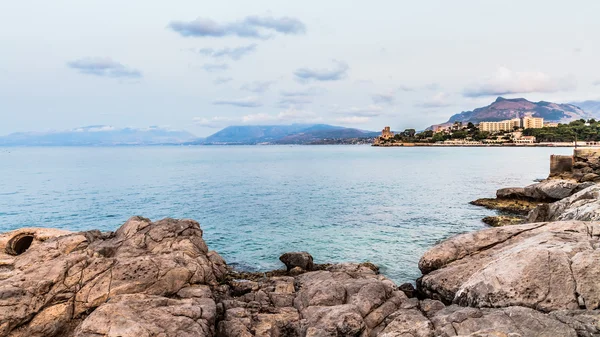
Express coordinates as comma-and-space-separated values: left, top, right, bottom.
2, 217, 600, 336
470, 198, 541, 215
528, 184, 600, 222
523, 179, 580, 201
279, 252, 314, 271
0, 217, 227, 337
429, 306, 578, 337
418, 221, 600, 312
496, 187, 527, 200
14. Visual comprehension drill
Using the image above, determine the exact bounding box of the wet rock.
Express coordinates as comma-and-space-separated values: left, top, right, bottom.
470, 198, 541, 215
481, 215, 524, 227
279, 252, 314, 271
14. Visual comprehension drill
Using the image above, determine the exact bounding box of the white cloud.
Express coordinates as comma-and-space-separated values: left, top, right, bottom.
330, 104, 384, 117
213, 96, 262, 108
335, 116, 370, 124
420, 92, 452, 108
193, 116, 235, 128
243, 108, 321, 124
463, 67, 576, 97
371, 92, 395, 105
241, 81, 273, 93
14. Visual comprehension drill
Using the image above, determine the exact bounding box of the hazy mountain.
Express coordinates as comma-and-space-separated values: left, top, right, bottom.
445, 97, 592, 125
569, 100, 600, 118
195, 124, 377, 144
0, 126, 197, 146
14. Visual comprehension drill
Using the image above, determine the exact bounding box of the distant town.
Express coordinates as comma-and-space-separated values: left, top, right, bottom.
373, 117, 600, 147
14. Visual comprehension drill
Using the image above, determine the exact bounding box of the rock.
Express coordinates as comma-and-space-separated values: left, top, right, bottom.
3, 216, 600, 336
470, 198, 541, 215
527, 184, 600, 222
523, 179, 580, 201
0, 217, 227, 336
496, 187, 527, 200
429, 305, 577, 337
581, 173, 600, 182
418, 221, 600, 312
399, 283, 416, 298
279, 252, 314, 271
481, 215, 524, 227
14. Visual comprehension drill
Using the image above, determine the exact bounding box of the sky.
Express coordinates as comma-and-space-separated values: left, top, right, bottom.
1, 0, 599, 136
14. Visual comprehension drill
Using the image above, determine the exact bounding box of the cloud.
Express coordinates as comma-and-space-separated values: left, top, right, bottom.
330, 104, 385, 117
397, 83, 439, 92
398, 85, 416, 92
335, 116, 370, 124
193, 116, 235, 128
371, 92, 395, 105
168, 15, 306, 39
279, 96, 313, 106
241, 81, 273, 93
213, 77, 233, 85
294, 61, 349, 82
213, 96, 262, 108
420, 92, 452, 108
463, 67, 576, 97
278, 87, 325, 107
196, 44, 257, 60
593, 80, 600, 86
202, 63, 229, 72
281, 87, 325, 97
243, 108, 321, 123
67, 57, 142, 78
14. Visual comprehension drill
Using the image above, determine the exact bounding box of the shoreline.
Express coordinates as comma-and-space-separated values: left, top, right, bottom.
1, 149, 599, 336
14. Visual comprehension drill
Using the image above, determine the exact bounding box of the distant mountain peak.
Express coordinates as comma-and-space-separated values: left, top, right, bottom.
440, 97, 591, 125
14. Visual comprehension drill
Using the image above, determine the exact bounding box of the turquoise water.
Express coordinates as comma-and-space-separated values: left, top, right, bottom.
0, 146, 572, 283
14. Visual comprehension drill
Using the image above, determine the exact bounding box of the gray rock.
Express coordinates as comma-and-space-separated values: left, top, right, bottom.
523, 179, 580, 201
280, 251, 314, 271
528, 184, 600, 222
418, 221, 600, 312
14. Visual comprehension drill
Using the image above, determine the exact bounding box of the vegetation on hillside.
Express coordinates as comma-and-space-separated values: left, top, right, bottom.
523, 119, 600, 142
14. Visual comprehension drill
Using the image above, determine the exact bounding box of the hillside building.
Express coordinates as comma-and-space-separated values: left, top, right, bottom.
478, 117, 544, 132
373, 126, 395, 145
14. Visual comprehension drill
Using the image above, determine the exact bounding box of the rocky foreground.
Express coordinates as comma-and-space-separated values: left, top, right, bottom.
1, 213, 599, 337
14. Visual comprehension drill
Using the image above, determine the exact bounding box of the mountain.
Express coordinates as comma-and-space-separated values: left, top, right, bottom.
569, 100, 600, 118
195, 124, 378, 145
0, 126, 197, 146
444, 97, 592, 125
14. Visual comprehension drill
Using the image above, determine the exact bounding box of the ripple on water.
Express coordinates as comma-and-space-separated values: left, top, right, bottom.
0, 146, 572, 283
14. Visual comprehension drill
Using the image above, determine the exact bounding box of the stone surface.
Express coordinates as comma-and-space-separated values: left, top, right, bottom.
2, 217, 600, 336
481, 215, 524, 227
279, 251, 314, 271
0, 217, 227, 337
418, 221, 600, 312
528, 184, 600, 222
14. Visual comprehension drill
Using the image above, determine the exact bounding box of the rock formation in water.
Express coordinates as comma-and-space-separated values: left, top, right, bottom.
1, 216, 600, 336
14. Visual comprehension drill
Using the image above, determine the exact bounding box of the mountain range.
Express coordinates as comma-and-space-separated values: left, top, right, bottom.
192, 124, 379, 145
0, 126, 197, 146
447, 97, 592, 124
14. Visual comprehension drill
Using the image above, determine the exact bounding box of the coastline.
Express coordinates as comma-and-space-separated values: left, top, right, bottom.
1, 149, 599, 336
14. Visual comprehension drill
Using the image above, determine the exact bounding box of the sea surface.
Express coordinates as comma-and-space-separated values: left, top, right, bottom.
0, 146, 572, 284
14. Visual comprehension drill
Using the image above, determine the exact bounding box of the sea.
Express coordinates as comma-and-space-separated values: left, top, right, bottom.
0, 146, 572, 284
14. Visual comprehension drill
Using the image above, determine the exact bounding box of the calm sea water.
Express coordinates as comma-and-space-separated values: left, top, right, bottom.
0, 146, 572, 283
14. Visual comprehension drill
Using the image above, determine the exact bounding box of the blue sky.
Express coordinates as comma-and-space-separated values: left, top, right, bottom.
1, 0, 599, 136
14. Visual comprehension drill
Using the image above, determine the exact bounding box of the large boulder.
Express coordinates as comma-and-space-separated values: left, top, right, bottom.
528, 184, 600, 222
523, 179, 581, 201
0, 217, 227, 337
418, 221, 600, 312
